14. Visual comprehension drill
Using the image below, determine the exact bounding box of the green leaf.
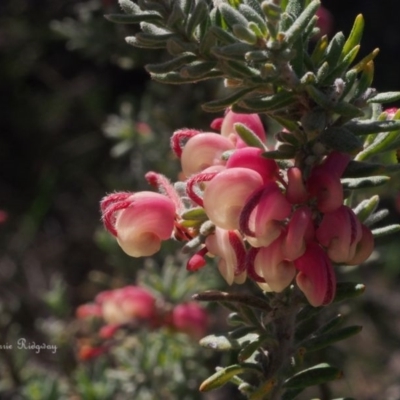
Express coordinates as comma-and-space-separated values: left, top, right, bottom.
364, 209, 389, 227
319, 127, 363, 153
145, 53, 197, 74
212, 43, 256, 61
352, 47, 380, 73
186, 0, 209, 38
341, 175, 390, 190
202, 87, 256, 112
342, 14, 364, 57
368, 91, 400, 104
353, 195, 380, 222
354, 61, 374, 98
344, 119, 400, 135
283, 0, 320, 47
181, 207, 208, 221
180, 61, 217, 79
219, 3, 249, 29
282, 388, 304, 400
283, 363, 342, 389
311, 34, 328, 66
229, 325, 256, 339
302, 326, 362, 352
357, 130, 400, 160
105, 13, 162, 24
209, 26, 237, 44
333, 282, 365, 303
324, 32, 346, 70
240, 91, 296, 112
262, 148, 295, 159
151, 70, 224, 84
200, 364, 256, 392
371, 224, 400, 238
234, 123, 267, 149
239, 4, 268, 36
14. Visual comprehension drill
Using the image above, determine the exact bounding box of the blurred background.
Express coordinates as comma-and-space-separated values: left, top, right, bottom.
1, 0, 400, 399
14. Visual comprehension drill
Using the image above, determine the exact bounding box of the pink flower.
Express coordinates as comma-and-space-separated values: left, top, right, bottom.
205, 228, 246, 285
316, 205, 362, 263
307, 152, 351, 213
203, 167, 264, 230
96, 286, 157, 325
218, 110, 267, 148
286, 167, 308, 204
294, 243, 336, 307
180, 133, 234, 177
252, 235, 296, 292
282, 207, 314, 261
240, 182, 292, 247
226, 147, 278, 183
171, 303, 208, 339
347, 224, 374, 265
76, 303, 102, 319
316, 6, 334, 37
101, 191, 176, 257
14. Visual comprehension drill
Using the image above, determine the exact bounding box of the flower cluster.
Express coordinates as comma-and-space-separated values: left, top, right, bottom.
76, 285, 208, 360
101, 110, 374, 307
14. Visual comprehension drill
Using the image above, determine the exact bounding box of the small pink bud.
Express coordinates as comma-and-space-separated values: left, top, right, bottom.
203, 168, 263, 230
171, 303, 208, 339
316, 6, 334, 37
316, 205, 362, 263
180, 133, 234, 177
220, 110, 267, 148
226, 147, 278, 183
294, 243, 336, 307
253, 236, 296, 292
205, 228, 246, 285
102, 191, 176, 257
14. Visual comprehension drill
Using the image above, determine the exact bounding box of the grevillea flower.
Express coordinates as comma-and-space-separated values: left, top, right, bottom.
101, 191, 176, 257
170, 302, 208, 339
180, 133, 234, 177
286, 167, 308, 204
205, 227, 246, 285
252, 235, 297, 292
96, 286, 157, 325
346, 224, 374, 265
226, 147, 278, 183
76, 303, 102, 319
294, 242, 336, 307
316, 205, 362, 263
203, 167, 264, 230
241, 182, 292, 247
217, 109, 267, 148
282, 207, 314, 261
307, 152, 351, 213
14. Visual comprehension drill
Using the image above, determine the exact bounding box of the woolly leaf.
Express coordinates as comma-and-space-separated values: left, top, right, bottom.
105, 12, 162, 24
202, 87, 256, 112
145, 53, 197, 74
371, 224, 400, 238
344, 119, 400, 135
240, 91, 296, 112
341, 175, 390, 190
234, 123, 266, 149
353, 195, 380, 222
319, 127, 363, 153
368, 91, 400, 104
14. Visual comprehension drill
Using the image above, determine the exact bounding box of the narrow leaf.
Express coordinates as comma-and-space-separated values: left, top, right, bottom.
342, 14, 364, 56
341, 175, 390, 190
333, 282, 365, 303
371, 224, 400, 238
283, 363, 342, 389
199, 365, 249, 392
368, 91, 400, 104
234, 123, 267, 149
202, 87, 256, 112
105, 13, 162, 24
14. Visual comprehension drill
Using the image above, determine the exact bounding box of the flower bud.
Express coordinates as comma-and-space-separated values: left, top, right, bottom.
294, 243, 336, 307
96, 286, 157, 325
171, 302, 208, 339
102, 191, 176, 257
